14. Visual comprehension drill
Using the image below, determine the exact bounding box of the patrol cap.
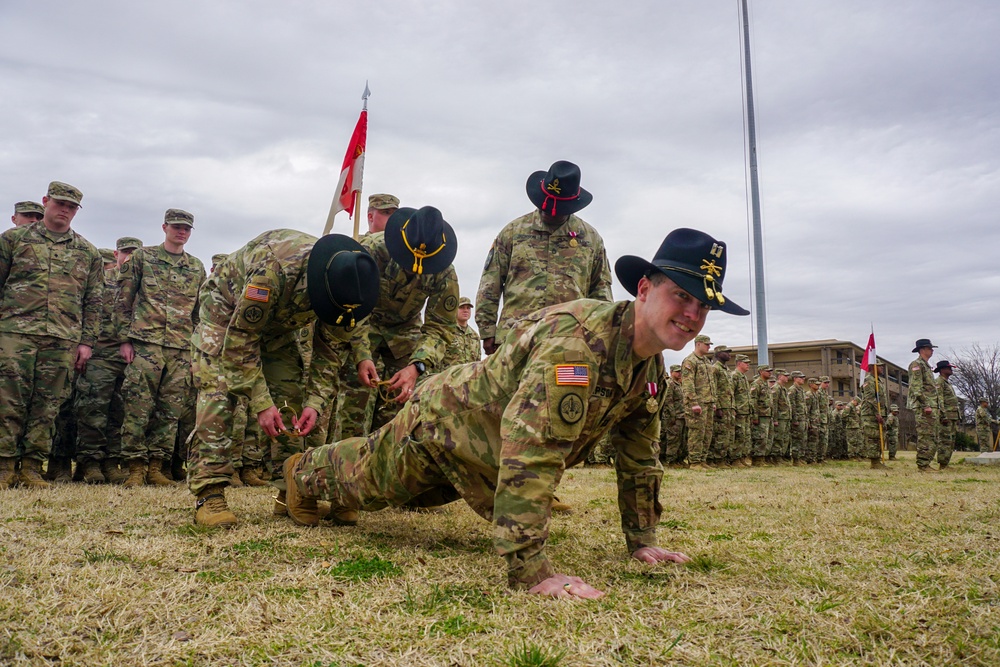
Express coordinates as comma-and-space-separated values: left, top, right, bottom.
757, 365, 772, 373
368, 193, 400, 210
384, 206, 457, 275
891, 403, 900, 410
99, 248, 115, 264
116, 236, 143, 251
165, 208, 194, 227
458, 296, 473, 308
669, 364, 682, 373
713, 345, 729, 353
211, 253, 229, 267
836, 401, 844, 407
774, 368, 789, 376
47, 181, 83, 206
694, 334, 712, 345
735, 354, 750, 363
807, 377, 819, 385
980, 398, 989, 404
14, 201, 44, 216
819, 376, 830, 382
791, 371, 805, 379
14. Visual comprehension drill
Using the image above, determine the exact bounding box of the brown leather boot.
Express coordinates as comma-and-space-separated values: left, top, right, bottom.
239, 467, 269, 487
146, 458, 175, 486
122, 460, 147, 488
229, 470, 244, 488
51, 457, 73, 484
282, 453, 319, 526
194, 484, 237, 528
0, 457, 16, 488
102, 458, 128, 485
81, 459, 105, 484
18, 458, 51, 489
870, 458, 888, 470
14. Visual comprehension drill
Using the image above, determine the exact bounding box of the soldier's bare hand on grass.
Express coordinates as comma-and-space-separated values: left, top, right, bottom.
529, 574, 605, 599
632, 546, 691, 566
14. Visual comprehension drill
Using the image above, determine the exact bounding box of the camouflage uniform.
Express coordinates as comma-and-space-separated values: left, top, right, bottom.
770, 380, 791, 458
906, 356, 939, 469
731, 366, 751, 462
975, 404, 995, 452
116, 244, 205, 463
187, 230, 349, 495
789, 381, 808, 461
885, 410, 899, 458
659, 367, 686, 465
0, 220, 103, 463
859, 374, 889, 459
844, 400, 861, 458
709, 359, 734, 463
817, 379, 831, 461
830, 406, 845, 458
804, 383, 822, 463
293, 299, 663, 590
936, 375, 959, 467
749, 373, 772, 458
475, 210, 611, 345
74, 264, 127, 463
337, 231, 458, 437
681, 350, 715, 465
437, 322, 481, 370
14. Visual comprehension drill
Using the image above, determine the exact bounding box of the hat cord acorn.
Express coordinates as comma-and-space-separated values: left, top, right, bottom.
400, 219, 447, 275
653, 261, 727, 306
538, 181, 580, 217
324, 251, 363, 328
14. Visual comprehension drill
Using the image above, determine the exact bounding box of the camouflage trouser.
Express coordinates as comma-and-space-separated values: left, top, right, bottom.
174, 381, 197, 472
710, 408, 735, 461
231, 396, 266, 468
936, 419, 955, 466
120, 342, 192, 462
0, 333, 76, 461
296, 399, 455, 512
885, 427, 898, 457
74, 354, 126, 461
818, 423, 829, 461
789, 422, 807, 459
804, 425, 819, 463
750, 418, 771, 457
51, 387, 78, 460
733, 413, 750, 460
187, 343, 306, 496
770, 420, 790, 457
860, 421, 883, 459
660, 417, 687, 464
685, 412, 712, 464
334, 355, 381, 440
586, 432, 614, 464
978, 426, 994, 453
914, 409, 938, 467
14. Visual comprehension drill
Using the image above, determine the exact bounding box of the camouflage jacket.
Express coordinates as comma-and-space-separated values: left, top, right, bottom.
975, 405, 994, 432
659, 377, 684, 429
0, 222, 103, 345
681, 352, 715, 416
789, 385, 808, 426
350, 232, 458, 368
818, 388, 830, 425
937, 377, 960, 422
412, 299, 663, 589
905, 357, 938, 411
711, 361, 734, 410
437, 323, 481, 370
771, 383, 791, 420
750, 376, 773, 420
191, 229, 350, 415
475, 211, 612, 342
843, 403, 861, 430
115, 244, 205, 350
807, 388, 823, 429
732, 369, 751, 416
94, 265, 121, 353
860, 375, 888, 422
885, 413, 899, 441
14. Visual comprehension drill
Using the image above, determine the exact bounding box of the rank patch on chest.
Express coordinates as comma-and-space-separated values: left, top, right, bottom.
555, 364, 589, 386
245, 285, 270, 303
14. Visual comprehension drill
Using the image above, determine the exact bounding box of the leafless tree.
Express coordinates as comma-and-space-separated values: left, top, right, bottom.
948, 343, 1000, 424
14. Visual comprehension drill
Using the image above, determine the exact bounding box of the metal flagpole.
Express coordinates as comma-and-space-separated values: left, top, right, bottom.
352, 83, 370, 241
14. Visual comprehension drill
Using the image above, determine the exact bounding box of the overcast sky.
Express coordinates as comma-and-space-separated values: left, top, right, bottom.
2, 1, 997, 369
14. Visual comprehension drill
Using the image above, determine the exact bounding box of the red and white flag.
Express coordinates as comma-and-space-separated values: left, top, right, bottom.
859, 332, 876, 385
323, 109, 367, 234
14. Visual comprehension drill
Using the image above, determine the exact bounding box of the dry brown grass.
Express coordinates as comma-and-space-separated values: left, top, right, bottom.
2, 451, 999, 666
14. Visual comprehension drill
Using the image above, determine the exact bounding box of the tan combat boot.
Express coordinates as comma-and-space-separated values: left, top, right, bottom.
326, 505, 360, 526
229, 469, 244, 488
239, 467, 269, 487
869, 458, 888, 470
81, 459, 105, 484
0, 457, 16, 488
122, 460, 147, 488
273, 490, 287, 517
551, 496, 573, 513
102, 458, 128, 485
146, 457, 175, 487
51, 457, 73, 484
18, 458, 51, 489
282, 453, 319, 526
194, 484, 237, 528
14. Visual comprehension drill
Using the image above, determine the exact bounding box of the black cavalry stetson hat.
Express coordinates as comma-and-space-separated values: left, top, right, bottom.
525, 160, 593, 217
933, 360, 957, 373
307, 234, 380, 328
912, 338, 937, 353
384, 206, 458, 275
614, 228, 749, 316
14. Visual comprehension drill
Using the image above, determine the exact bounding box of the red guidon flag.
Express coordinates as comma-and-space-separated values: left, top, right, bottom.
324, 109, 367, 234
859, 332, 876, 385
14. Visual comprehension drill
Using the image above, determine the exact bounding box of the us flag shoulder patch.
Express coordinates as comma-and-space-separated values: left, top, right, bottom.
245, 285, 270, 303
555, 364, 590, 386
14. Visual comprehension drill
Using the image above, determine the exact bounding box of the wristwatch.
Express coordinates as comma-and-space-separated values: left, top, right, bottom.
412, 361, 426, 375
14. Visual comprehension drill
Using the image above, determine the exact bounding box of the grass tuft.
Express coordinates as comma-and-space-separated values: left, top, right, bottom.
503, 642, 567, 667
82, 547, 131, 565
685, 554, 728, 573
323, 555, 401, 581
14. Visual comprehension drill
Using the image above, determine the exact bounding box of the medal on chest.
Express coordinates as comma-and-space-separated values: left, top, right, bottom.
646, 382, 658, 413
569, 231, 578, 248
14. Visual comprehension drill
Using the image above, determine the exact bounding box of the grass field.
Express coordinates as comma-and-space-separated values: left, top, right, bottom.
2, 451, 999, 666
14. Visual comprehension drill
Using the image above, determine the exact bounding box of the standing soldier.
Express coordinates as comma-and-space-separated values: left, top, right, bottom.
74, 236, 143, 483
770, 369, 792, 464
885, 404, 900, 460
804, 378, 822, 464
789, 371, 808, 465
906, 339, 940, 472
709, 346, 735, 467
682, 334, 716, 471
934, 360, 960, 470
749, 365, 773, 466
476, 160, 611, 356
116, 210, 206, 487
844, 396, 862, 460
0, 182, 103, 489
860, 364, 889, 469
437, 297, 481, 370
731, 354, 752, 467
10, 201, 45, 227
831, 402, 846, 459
975, 398, 995, 453
659, 364, 687, 467
818, 376, 832, 462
